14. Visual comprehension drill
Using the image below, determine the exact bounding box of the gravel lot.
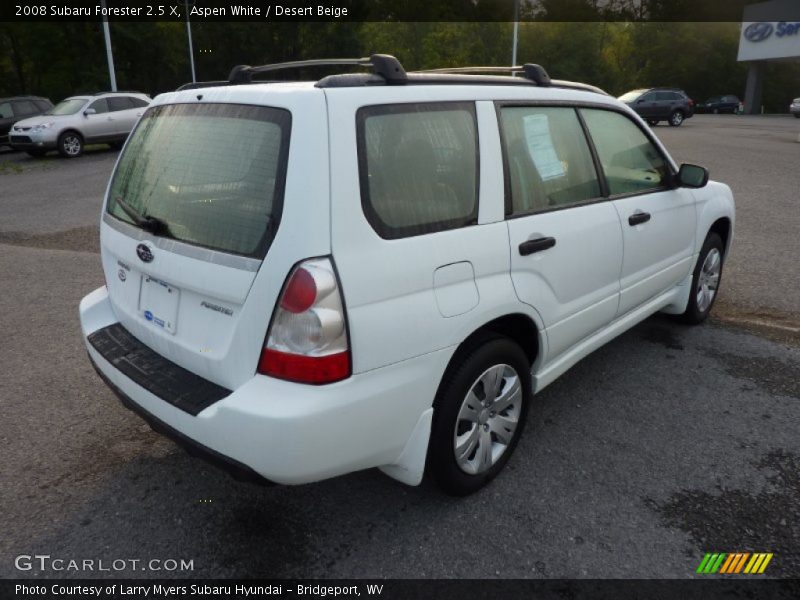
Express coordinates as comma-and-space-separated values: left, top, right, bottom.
0, 115, 798, 579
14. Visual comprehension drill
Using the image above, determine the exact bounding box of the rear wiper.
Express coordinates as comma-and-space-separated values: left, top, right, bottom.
114, 197, 174, 238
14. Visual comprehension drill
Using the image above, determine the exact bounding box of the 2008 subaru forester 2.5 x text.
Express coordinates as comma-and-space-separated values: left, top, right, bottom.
80, 55, 734, 495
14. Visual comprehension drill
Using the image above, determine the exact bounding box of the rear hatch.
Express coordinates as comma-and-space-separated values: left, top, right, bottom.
100, 101, 291, 390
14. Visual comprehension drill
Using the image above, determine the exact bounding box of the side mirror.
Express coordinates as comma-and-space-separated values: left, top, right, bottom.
676, 163, 709, 188
83, 108, 96, 116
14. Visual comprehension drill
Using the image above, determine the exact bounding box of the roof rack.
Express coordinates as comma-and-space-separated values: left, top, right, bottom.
416, 65, 552, 86
228, 54, 407, 85
176, 54, 607, 96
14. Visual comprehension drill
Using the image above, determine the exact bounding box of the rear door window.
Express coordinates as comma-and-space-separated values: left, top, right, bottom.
357, 102, 478, 239
499, 106, 601, 214
106, 103, 291, 258
107, 96, 135, 112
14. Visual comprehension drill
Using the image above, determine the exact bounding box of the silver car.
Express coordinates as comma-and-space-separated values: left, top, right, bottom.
10, 92, 150, 158
791, 97, 800, 118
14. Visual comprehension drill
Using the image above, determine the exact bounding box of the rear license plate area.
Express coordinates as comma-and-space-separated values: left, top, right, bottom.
139, 275, 180, 334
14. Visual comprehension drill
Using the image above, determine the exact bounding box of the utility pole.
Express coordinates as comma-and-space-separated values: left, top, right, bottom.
186, 0, 197, 83
100, 0, 117, 91
511, 0, 520, 67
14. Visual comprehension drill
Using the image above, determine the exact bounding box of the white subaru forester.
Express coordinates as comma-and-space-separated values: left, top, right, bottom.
80, 55, 734, 495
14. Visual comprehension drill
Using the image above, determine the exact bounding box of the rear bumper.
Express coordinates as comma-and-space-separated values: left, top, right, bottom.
80, 286, 447, 485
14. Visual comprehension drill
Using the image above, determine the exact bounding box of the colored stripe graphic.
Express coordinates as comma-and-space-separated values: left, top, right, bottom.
699, 552, 774, 574
758, 553, 773, 574
720, 553, 736, 573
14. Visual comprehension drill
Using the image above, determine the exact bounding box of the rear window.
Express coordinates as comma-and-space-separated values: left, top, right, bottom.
106, 103, 291, 258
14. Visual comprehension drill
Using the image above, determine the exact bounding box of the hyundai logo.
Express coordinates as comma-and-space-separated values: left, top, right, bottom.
744, 22, 774, 42
136, 243, 154, 263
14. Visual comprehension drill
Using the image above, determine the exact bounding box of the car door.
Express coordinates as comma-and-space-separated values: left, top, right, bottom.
635, 92, 658, 118
107, 96, 139, 137
82, 98, 113, 142
500, 105, 623, 360
580, 108, 696, 316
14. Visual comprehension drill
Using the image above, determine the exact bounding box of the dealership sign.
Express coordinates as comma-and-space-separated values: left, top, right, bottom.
738, 21, 800, 60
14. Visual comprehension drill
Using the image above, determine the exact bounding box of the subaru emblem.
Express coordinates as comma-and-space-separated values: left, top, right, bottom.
117, 269, 127, 282
136, 243, 154, 263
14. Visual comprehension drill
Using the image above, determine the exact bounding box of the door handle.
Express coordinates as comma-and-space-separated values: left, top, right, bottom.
519, 237, 556, 256
628, 212, 651, 226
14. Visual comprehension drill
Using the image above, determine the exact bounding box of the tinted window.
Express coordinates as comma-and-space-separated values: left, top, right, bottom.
106, 103, 291, 258
0, 102, 12, 119
107, 96, 134, 111
357, 102, 478, 239
12, 100, 38, 116
89, 98, 109, 114
581, 109, 669, 196
500, 106, 600, 214
129, 97, 149, 108
34, 100, 52, 112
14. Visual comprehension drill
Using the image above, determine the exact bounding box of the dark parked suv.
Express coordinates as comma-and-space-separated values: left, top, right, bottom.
0, 96, 53, 148
618, 88, 694, 127
699, 95, 741, 114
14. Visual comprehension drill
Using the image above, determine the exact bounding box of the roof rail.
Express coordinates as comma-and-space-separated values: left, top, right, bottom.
228, 54, 407, 85
416, 64, 552, 86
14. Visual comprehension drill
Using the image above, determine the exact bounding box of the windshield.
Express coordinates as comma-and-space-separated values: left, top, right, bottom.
47, 98, 88, 115
106, 102, 291, 258
618, 90, 648, 103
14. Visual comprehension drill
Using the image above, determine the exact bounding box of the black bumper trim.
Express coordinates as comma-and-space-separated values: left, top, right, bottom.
89, 354, 273, 486
87, 323, 230, 416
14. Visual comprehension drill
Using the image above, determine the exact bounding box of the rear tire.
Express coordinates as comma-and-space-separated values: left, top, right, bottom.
681, 233, 724, 325
109, 141, 124, 151
794, 113, 800, 119
647, 119, 659, 126
428, 336, 532, 496
668, 110, 685, 126
57, 131, 83, 158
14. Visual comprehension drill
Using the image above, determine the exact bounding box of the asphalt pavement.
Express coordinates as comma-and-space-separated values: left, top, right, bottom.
0, 116, 798, 579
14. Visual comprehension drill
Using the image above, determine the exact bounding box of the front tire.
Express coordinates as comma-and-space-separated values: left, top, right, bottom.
669, 110, 685, 126
428, 337, 532, 496
58, 132, 83, 158
682, 232, 724, 324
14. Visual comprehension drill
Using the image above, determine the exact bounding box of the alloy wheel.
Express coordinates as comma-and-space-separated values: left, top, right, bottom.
696, 248, 721, 313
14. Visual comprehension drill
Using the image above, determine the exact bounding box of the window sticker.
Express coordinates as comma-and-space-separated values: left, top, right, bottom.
522, 114, 566, 181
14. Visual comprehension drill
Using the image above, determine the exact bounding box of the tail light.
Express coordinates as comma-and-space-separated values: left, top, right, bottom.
688, 98, 695, 107
258, 258, 350, 384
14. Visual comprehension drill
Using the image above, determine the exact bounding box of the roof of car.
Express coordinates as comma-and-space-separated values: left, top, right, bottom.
0, 95, 51, 102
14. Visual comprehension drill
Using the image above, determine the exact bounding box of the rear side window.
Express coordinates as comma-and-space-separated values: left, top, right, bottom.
107, 96, 134, 111
499, 106, 601, 214
581, 109, 669, 196
357, 102, 478, 239
106, 103, 291, 258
